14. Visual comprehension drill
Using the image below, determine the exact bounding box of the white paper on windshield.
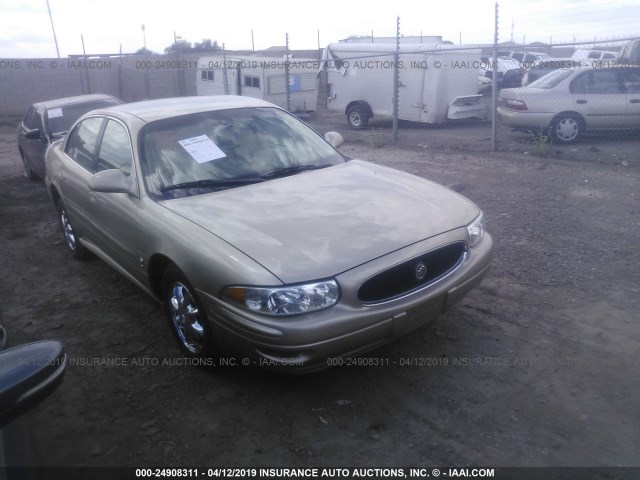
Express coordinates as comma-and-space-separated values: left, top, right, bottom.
47, 108, 63, 119
178, 135, 226, 164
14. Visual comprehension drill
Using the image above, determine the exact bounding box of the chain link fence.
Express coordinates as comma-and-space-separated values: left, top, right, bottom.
313, 17, 640, 152
3, 3, 640, 153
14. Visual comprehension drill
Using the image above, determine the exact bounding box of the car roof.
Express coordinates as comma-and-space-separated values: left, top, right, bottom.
32, 94, 122, 109
94, 96, 278, 124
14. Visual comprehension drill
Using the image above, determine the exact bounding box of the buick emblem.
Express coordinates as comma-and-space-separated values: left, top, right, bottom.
415, 262, 428, 281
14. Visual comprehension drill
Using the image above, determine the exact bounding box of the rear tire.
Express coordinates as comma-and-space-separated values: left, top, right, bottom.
347, 105, 370, 129
162, 264, 217, 361
548, 114, 583, 144
20, 151, 38, 181
56, 199, 91, 260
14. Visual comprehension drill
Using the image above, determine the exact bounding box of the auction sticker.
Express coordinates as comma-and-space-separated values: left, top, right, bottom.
47, 107, 63, 119
178, 135, 226, 164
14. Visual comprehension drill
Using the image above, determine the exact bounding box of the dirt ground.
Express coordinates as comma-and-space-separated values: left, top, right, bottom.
0, 111, 639, 471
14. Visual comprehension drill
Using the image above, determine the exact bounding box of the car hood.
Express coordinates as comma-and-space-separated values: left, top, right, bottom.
160, 160, 478, 283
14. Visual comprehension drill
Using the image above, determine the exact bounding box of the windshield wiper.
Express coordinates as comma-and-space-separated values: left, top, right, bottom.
261, 164, 332, 180
160, 178, 264, 192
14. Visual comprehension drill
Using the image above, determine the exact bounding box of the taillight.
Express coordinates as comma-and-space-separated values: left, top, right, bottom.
504, 99, 528, 111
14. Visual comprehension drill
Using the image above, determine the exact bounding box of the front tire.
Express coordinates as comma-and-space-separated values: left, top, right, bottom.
162, 264, 217, 359
549, 114, 583, 144
56, 199, 91, 260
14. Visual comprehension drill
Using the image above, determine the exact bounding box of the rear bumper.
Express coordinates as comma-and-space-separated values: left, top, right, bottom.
497, 107, 553, 130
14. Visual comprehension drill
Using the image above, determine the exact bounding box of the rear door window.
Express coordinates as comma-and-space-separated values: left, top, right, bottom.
621, 68, 640, 93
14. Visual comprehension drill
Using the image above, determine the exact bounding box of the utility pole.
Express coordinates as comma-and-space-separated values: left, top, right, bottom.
46, 0, 60, 58
510, 18, 514, 44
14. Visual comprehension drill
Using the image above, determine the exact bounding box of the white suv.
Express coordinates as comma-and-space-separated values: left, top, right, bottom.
498, 50, 551, 67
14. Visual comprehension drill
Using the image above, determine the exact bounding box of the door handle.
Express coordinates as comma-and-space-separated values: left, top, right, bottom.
576, 99, 587, 104
630, 99, 640, 104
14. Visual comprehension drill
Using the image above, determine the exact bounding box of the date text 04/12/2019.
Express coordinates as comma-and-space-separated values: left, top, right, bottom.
134, 467, 496, 478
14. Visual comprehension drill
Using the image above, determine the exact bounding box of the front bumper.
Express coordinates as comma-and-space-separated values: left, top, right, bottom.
199, 228, 493, 373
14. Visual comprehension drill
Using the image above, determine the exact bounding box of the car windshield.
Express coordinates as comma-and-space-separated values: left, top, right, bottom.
527, 68, 574, 89
140, 107, 345, 200
45, 99, 121, 135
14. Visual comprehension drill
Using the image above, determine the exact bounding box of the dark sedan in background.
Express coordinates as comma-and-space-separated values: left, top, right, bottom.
17, 93, 122, 180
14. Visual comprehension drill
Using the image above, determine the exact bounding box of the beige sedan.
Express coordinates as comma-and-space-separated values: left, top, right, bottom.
498, 65, 640, 143
45, 96, 493, 372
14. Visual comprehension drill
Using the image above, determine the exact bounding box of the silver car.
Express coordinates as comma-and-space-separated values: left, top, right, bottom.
45, 96, 493, 372
498, 65, 640, 143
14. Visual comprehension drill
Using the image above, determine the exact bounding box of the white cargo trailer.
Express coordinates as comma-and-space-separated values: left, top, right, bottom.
320, 43, 485, 128
197, 56, 318, 112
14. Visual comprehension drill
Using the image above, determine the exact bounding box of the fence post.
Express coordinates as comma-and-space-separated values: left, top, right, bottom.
118, 46, 124, 100
393, 16, 400, 143
81, 34, 92, 94
491, 2, 499, 152
144, 71, 150, 99
222, 43, 229, 95
285, 33, 291, 112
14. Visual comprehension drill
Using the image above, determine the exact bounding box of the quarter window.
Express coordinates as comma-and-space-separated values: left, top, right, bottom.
97, 120, 133, 175
23, 107, 37, 129
65, 117, 105, 172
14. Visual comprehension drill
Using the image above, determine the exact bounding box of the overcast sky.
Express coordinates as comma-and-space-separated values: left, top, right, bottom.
1, 0, 639, 58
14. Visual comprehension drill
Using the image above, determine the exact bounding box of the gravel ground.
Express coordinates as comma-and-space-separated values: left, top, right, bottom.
0, 112, 639, 470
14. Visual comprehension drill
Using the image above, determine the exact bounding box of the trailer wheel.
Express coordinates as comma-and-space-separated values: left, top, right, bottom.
347, 106, 370, 129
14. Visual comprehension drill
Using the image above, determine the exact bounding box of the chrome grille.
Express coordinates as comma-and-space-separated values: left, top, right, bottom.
358, 241, 467, 304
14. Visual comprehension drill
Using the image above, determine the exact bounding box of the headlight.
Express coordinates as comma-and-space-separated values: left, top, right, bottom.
222, 280, 339, 316
466, 212, 485, 247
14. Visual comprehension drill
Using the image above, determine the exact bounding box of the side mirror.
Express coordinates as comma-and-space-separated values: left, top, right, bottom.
324, 131, 344, 149
89, 169, 131, 194
0, 341, 66, 428
25, 129, 42, 141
